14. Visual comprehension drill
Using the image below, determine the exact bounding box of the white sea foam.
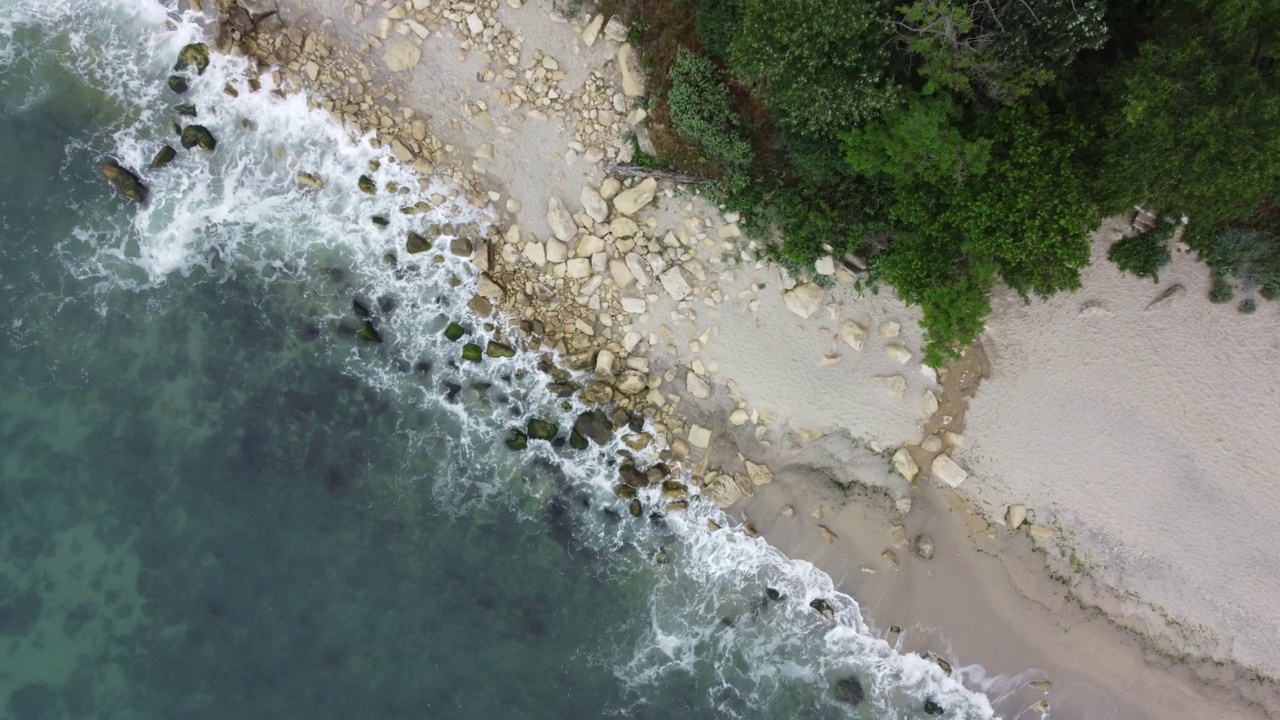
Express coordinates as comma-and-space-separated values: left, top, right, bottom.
7, 0, 1009, 717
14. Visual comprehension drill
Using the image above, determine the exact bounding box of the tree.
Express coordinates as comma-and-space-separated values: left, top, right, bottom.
726, 0, 897, 141
894, 0, 1107, 101
844, 91, 990, 187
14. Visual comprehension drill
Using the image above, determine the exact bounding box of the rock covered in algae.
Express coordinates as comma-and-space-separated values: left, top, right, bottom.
504, 429, 528, 450
167, 75, 189, 94
148, 145, 177, 170
358, 175, 376, 194
357, 320, 381, 343
174, 43, 210, 75
175, 103, 197, 117
573, 410, 613, 445
179, 125, 216, 151
461, 343, 482, 362
101, 160, 147, 203
444, 322, 465, 342
526, 418, 557, 440
406, 231, 429, 254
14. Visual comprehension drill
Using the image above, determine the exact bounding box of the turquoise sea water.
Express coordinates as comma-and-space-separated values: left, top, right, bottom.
0, 2, 998, 718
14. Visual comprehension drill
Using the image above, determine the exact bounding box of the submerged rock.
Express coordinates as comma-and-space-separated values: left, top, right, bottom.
461, 343, 482, 362
358, 174, 376, 194
527, 418, 557, 440
371, 215, 389, 228
809, 598, 835, 622
352, 297, 372, 318
924, 698, 944, 715
568, 430, 588, 451
834, 676, 865, 705
174, 43, 210, 74
573, 410, 613, 445
167, 75, 190, 94
357, 320, 381, 343
179, 125, 216, 151
504, 429, 528, 450
101, 160, 148, 203
628, 498, 643, 517
619, 462, 648, 488
175, 103, 197, 117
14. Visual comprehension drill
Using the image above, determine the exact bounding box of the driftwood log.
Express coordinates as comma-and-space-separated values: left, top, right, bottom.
603, 163, 712, 185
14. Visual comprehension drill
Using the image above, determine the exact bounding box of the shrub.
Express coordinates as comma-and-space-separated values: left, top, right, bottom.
1238, 298, 1258, 314
1203, 227, 1280, 290
695, 0, 740, 60
667, 48, 754, 170
1107, 232, 1171, 282
1209, 275, 1234, 304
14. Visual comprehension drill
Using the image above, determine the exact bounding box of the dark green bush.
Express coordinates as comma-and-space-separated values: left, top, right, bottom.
695, 0, 740, 59
1202, 227, 1280, 290
1107, 232, 1171, 282
667, 48, 754, 170
1209, 276, 1234, 304
1238, 298, 1258, 314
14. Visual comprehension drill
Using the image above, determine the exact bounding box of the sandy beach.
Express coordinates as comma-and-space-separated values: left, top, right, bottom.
203, 0, 1280, 716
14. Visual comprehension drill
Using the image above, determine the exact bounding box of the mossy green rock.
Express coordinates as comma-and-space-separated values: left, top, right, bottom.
175, 103, 197, 117
358, 175, 376, 194
573, 410, 613, 445
406, 231, 429, 254
101, 161, 148, 203
371, 215, 389, 228
461, 343, 482, 362
486, 341, 516, 358
504, 429, 528, 451
569, 430, 588, 450
174, 43, 210, 75
180, 125, 216, 151
357, 320, 382, 343
352, 298, 371, 318
628, 498, 643, 517
167, 75, 190, 94
148, 145, 177, 170
444, 322, 466, 341
526, 418, 558, 440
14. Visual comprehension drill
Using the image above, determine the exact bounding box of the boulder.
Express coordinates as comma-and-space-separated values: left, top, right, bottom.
620, 296, 646, 314
609, 216, 639, 237
659, 266, 692, 301
661, 480, 687, 499
1006, 504, 1027, 529
174, 43, 211, 75
148, 145, 177, 171
616, 43, 645, 97
596, 349, 616, 376
357, 320, 381, 343
504, 429, 528, 450
566, 258, 591, 278
625, 253, 651, 287
461, 343, 483, 362
522, 241, 547, 267
485, 341, 516, 358
688, 424, 711, 448
920, 434, 943, 453
384, 41, 421, 72
924, 699, 945, 716
686, 371, 710, 399
814, 255, 835, 276
783, 283, 825, 319
839, 320, 866, 351
101, 161, 148, 203
884, 344, 912, 364
580, 187, 609, 223
444, 322, 466, 342
706, 474, 743, 508
834, 676, 864, 705
547, 197, 575, 241
612, 177, 656, 216
879, 321, 901, 338
615, 370, 647, 395
406, 232, 429, 254
574, 410, 613, 445
167, 75, 189, 94
872, 374, 907, 399
603, 15, 629, 41
599, 177, 622, 200
545, 238, 568, 263
619, 462, 649, 488
729, 409, 749, 425
931, 453, 968, 488
575, 234, 606, 257
745, 461, 773, 486
922, 390, 939, 415
296, 171, 325, 190
581, 14, 604, 46
476, 273, 505, 300
179, 125, 216, 151
809, 598, 836, 622
358, 174, 376, 194
912, 534, 935, 560
892, 448, 918, 482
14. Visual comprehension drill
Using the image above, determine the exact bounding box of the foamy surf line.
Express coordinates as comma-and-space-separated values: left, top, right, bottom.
6, 0, 1007, 716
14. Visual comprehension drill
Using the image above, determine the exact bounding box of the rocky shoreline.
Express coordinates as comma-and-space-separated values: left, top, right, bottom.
155, 0, 1280, 717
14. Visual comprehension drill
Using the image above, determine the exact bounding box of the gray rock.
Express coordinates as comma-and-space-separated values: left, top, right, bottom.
573, 410, 613, 445
912, 534, 935, 560
547, 197, 575, 241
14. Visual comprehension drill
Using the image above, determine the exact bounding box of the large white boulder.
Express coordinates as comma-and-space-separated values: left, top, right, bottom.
783, 283, 825, 319
931, 453, 969, 488
547, 197, 576, 241
659, 266, 692, 301
612, 177, 656, 216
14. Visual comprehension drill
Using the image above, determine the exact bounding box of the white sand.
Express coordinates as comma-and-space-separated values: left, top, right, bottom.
958, 222, 1280, 678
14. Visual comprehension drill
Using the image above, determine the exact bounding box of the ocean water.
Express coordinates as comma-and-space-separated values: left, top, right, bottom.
0, 2, 999, 718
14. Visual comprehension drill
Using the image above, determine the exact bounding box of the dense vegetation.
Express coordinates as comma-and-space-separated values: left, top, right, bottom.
602, 0, 1280, 364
